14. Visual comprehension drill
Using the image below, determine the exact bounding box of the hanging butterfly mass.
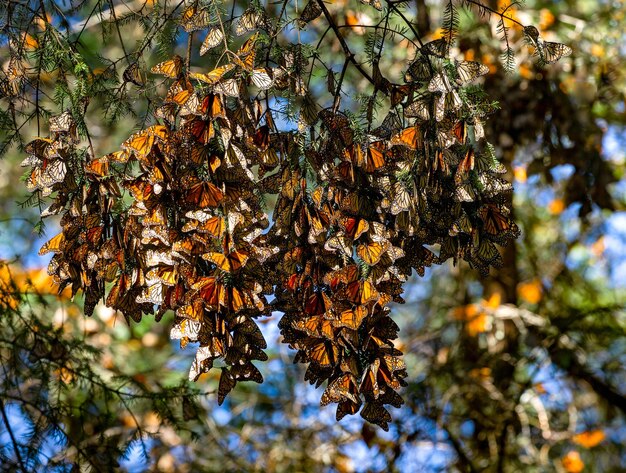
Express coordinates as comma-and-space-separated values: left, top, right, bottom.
19, 3, 572, 430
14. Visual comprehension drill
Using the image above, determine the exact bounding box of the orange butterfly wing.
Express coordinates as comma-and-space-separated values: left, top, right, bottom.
151, 55, 183, 78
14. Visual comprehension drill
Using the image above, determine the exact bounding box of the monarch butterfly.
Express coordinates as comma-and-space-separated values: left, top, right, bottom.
371, 110, 403, 139
200, 28, 224, 56
302, 338, 339, 368
105, 149, 132, 164
359, 358, 381, 398
382, 353, 406, 373
231, 50, 257, 75
184, 118, 215, 144
390, 181, 412, 215
147, 264, 180, 287
122, 62, 145, 86
192, 277, 225, 307
404, 95, 431, 121
324, 235, 353, 259
324, 264, 360, 289
298, 1, 323, 28
155, 102, 177, 124
212, 78, 240, 97
203, 249, 249, 272
336, 399, 362, 421
136, 281, 165, 305
470, 238, 502, 275
122, 129, 156, 162
184, 177, 224, 208
189, 64, 235, 85
180, 5, 210, 32
252, 124, 270, 150
177, 299, 205, 322
361, 401, 392, 430
39, 232, 66, 255
28, 160, 67, 192
375, 358, 402, 391
235, 31, 259, 57
454, 60, 490, 85
479, 174, 513, 197
344, 144, 380, 172
170, 319, 202, 348
342, 279, 379, 305
124, 179, 157, 205
390, 125, 421, 149
293, 315, 335, 339
151, 55, 183, 78
165, 79, 194, 107
538, 42, 572, 64
24, 137, 53, 159
321, 373, 360, 406
198, 94, 225, 119
331, 305, 368, 330
232, 318, 266, 347
235, 8, 266, 36
85, 156, 110, 178
524, 26, 572, 64
319, 110, 354, 147
479, 204, 519, 240
304, 291, 331, 316
106, 272, 132, 309
357, 240, 390, 266
188, 346, 215, 381
420, 38, 449, 58
250, 68, 273, 90
360, 0, 383, 11
340, 216, 369, 240
217, 368, 237, 404
452, 120, 466, 143
225, 286, 255, 313
183, 214, 225, 236
49, 111, 76, 136
231, 362, 264, 384
405, 55, 433, 83
454, 148, 475, 185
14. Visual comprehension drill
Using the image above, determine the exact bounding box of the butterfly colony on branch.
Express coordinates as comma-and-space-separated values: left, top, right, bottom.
21, 0, 572, 430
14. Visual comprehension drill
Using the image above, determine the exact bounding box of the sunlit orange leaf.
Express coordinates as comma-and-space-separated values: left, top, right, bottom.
590, 44, 605, 58
549, 198, 565, 215
517, 279, 542, 304
451, 303, 489, 336
572, 430, 606, 448
464, 49, 475, 61
483, 293, 501, 309
590, 237, 605, 257
121, 413, 139, 428
514, 165, 528, 182
539, 9, 555, 30
562, 451, 584, 473
431, 28, 444, 40
518, 64, 534, 80
481, 54, 497, 74
23, 33, 38, 50
469, 367, 492, 380
497, 1, 522, 30
54, 367, 75, 384
143, 411, 161, 431
334, 454, 354, 473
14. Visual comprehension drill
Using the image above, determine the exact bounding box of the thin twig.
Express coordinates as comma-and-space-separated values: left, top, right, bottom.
315, 0, 381, 93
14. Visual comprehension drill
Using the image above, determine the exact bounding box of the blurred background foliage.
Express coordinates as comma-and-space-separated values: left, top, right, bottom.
0, 0, 625, 471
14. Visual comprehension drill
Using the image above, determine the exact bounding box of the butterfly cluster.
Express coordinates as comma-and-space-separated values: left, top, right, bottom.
22, 4, 526, 429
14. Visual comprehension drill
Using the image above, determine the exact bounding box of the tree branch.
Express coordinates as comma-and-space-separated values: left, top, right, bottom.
0, 398, 27, 472
315, 0, 382, 93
